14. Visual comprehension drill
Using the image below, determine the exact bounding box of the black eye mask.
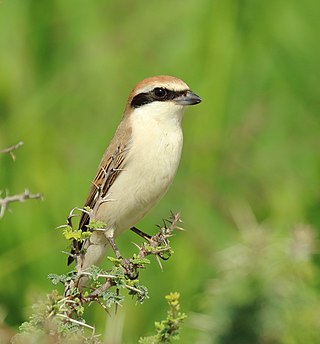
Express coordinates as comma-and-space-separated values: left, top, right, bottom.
131, 87, 189, 108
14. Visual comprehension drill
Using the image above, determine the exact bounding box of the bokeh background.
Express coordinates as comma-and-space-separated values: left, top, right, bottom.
1, 0, 320, 343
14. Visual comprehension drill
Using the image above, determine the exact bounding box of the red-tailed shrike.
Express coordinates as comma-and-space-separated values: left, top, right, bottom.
68, 76, 201, 283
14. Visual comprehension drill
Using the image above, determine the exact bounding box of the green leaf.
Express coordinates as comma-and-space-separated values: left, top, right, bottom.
86, 220, 107, 230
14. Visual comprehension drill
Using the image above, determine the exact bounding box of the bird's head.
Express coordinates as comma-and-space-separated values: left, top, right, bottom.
124, 75, 201, 124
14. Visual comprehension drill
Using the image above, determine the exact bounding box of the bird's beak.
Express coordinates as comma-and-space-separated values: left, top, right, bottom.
174, 90, 202, 106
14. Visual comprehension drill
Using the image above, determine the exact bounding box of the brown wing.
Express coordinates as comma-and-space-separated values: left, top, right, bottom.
79, 144, 127, 228
67, 119, 132, 265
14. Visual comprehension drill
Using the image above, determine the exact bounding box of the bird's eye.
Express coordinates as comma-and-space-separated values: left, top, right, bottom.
153, 87, 167, 99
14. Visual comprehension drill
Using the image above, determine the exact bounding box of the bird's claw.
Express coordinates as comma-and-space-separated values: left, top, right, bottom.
121, 258, 139, 280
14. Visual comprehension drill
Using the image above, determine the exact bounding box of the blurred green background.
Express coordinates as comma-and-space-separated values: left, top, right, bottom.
1, 0, 320, 343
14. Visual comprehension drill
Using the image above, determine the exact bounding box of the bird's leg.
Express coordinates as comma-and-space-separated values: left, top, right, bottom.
105, 231, 138, 279
121, 258, 138, 280
106, 235, 122, 260
130, 226, 152, 240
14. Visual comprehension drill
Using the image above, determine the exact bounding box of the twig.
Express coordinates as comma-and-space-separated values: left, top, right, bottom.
56, 313, 96, 331
0, 189, 43, 218
0, 141, 24, 160
87, 278, 114, 298
80, 271, 116, 279
61, 212, 182, 319
124, 284, 144, 294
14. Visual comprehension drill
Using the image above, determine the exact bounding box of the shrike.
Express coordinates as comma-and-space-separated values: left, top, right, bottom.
69, 75, 201, 276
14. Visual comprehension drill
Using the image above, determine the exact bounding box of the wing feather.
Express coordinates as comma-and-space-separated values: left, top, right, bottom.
78, 144, 128, 231
67, 119, 132, 265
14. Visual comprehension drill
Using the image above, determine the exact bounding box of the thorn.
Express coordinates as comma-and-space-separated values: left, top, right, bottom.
131, 242, 142, 250
61, 251, 75, 257
56, 224, 69, 229
155, 255, 163, 271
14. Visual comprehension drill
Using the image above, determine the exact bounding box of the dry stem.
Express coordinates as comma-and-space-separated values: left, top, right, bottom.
0, 141, 24, 160
0, 189, 43, 218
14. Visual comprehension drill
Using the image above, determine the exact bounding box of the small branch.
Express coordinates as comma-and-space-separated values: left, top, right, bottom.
60, 211, 182, 320
0, 189, 43, 218
125, 284, 144, 294
0, 141, 24, 160
79, 271, 116, 279
86, 278, 114, 299
56, 313, 96, 331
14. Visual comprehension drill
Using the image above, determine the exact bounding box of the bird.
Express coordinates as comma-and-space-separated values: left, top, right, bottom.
68, 75, 201, 282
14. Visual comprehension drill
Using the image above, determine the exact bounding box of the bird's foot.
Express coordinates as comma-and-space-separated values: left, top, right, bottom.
106, 235, 138, 279
106, 235, 122, 260
120, 258, 139, 280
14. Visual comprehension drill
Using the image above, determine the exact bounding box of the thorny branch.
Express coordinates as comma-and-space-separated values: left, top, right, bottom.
0, 141, 43, 218
0, 189, 43, 218
58, 211, 183, 321
85, 213, 181, 299
134, 212, 182, 264
0, 141, 24, 160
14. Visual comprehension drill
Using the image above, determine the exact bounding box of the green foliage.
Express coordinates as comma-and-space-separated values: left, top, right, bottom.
12, 289, 185, 344
139, 292, 187, 344
131, 254, 151, 266
48, 271, 77, 285
86, 220, 108, 231
12, 291, 101, 344
62, 225, 92, 242
100, 291, 124, 308
193, 223, 320, 343
29, 212, 180, 342
1, 0, 320, 342
60, 212, 106, 243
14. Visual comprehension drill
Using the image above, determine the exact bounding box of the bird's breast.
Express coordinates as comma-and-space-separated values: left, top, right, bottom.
129, 117, 183, 202
96, 115, 183, 233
